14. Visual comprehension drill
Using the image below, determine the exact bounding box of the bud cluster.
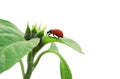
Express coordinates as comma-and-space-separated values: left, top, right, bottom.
24, 23, 46, 40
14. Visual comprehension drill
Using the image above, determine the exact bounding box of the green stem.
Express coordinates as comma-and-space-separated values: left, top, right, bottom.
33, 51, 47, 68
33, 50, 66, 79
33, 50, 62, 69
24, 66, 33, 79
19, 60, 25, 79
24, 42, 45, 79
23, 40, 46, 79
33, 42, 44, 57
24, 51, 34, 79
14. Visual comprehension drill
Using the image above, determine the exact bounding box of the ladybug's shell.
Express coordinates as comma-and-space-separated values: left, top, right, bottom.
50, 29, 63, 38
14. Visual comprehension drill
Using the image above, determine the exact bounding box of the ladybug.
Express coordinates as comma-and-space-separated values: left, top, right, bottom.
47, 29, 63, 38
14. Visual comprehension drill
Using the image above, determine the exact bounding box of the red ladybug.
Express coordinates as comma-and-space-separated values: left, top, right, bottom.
47, 29, 63, 38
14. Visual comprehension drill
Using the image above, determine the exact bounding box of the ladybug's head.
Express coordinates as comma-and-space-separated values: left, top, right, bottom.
47, 30, 52, 35
47, 30, 50, 34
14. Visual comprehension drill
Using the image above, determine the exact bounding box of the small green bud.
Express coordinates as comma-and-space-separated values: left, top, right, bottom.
36, 25, 47, 38
24, 23, 31, 40
36, 22, 41, 32
31, 24, 37, 38
32, 23, 37, 33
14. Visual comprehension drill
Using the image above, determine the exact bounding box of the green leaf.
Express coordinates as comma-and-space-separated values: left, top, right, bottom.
0, 19, 40, 73
48, 43, 72, 79
0, 38, 39, 73
48, 43, 58, 52
42, 36, 83, 53
35, 43, 72, 79
0, 19, 23, 36
60, 58, 72, 79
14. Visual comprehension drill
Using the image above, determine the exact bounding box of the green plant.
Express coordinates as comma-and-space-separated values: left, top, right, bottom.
0, 19, 83, 79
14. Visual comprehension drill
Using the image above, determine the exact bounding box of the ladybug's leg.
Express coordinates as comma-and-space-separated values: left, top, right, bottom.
53, 34, 59, 39
47, 33, 53, 38
48, 33, 51, 36
48, 34, 52, 38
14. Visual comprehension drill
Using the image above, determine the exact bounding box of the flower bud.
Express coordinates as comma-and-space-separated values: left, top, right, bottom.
24, 23, 31, 40
36, 25, 47, 38
31, 24, 37, 38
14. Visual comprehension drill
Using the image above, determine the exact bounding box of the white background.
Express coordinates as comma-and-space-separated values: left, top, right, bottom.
0, 0, 120, 79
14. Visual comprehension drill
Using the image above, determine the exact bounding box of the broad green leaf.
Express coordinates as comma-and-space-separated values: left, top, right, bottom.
0, 19, 40, 73
0, 19, 23, 36
42, 36, 83, 53
0, 19, 20, 30
36, 43, 72, 79
0, 38, 39, 73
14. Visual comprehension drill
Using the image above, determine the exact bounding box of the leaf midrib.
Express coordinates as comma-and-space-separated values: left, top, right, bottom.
0, 40, 26, 55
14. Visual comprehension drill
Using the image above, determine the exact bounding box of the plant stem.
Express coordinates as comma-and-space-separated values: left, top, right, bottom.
24, 51, 34, 79
19, 60, 25, 79
24, 41, 45, 79
24, 65, 33, 79
33, 51, 47, 68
